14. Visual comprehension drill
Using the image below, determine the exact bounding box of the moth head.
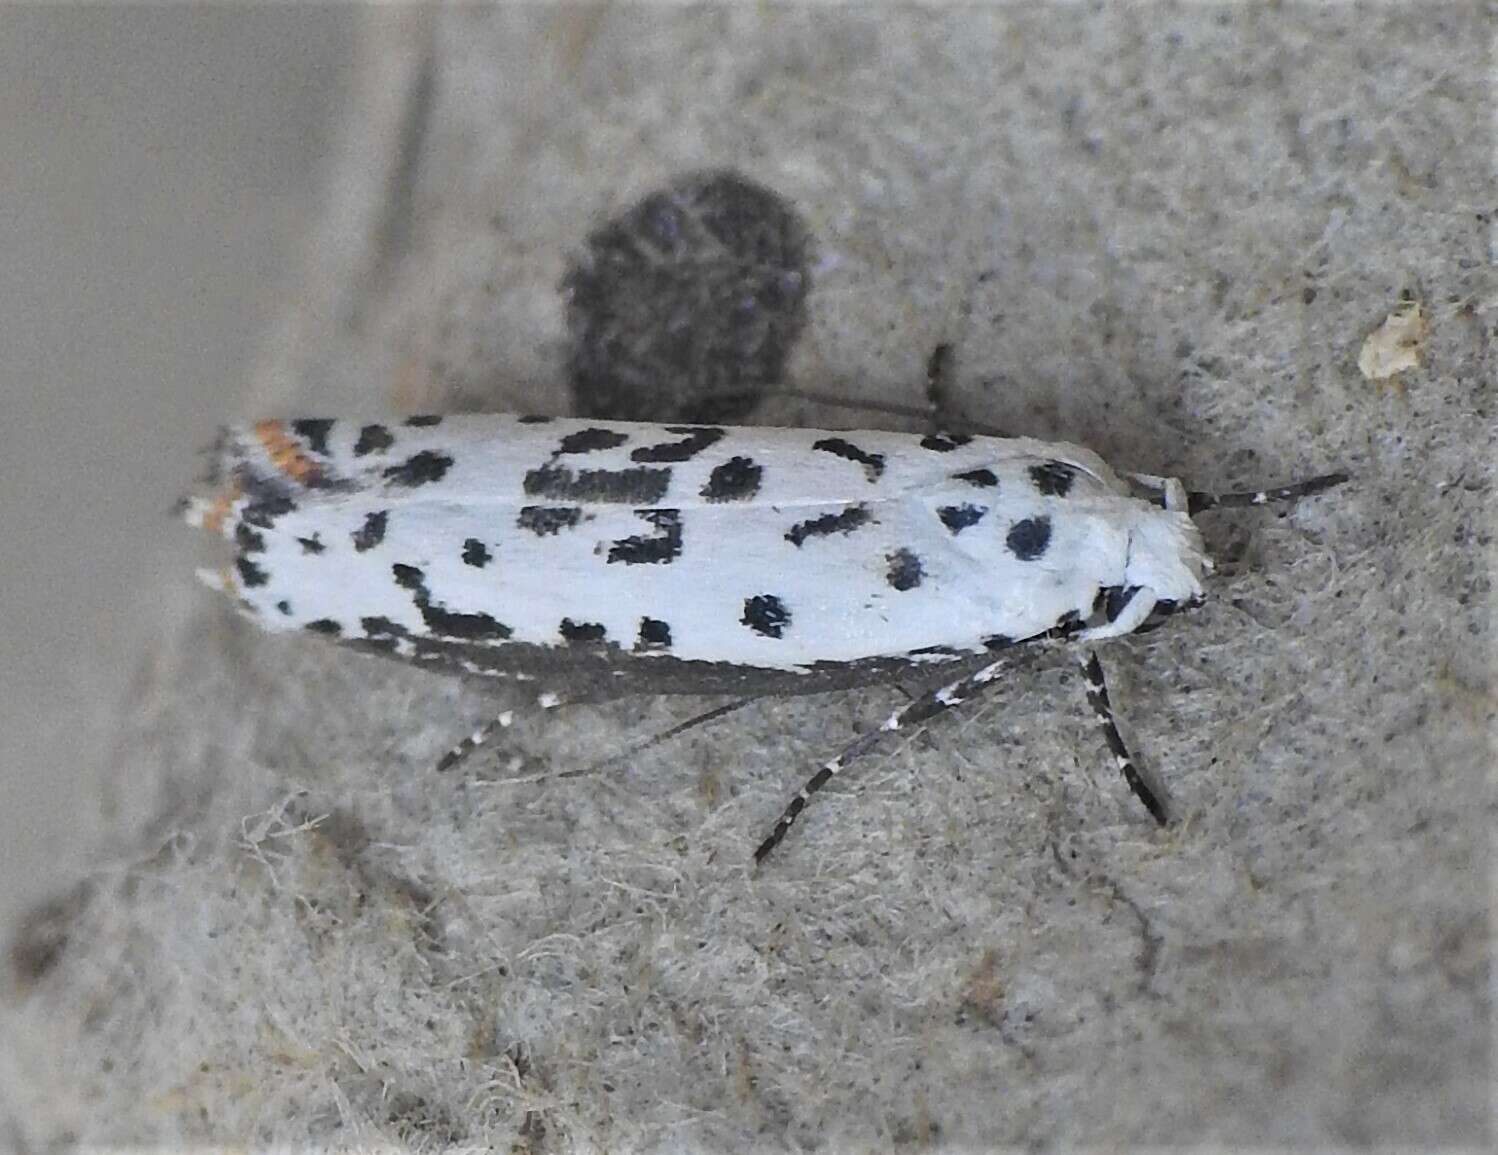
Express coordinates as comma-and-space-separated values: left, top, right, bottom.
1123, 507, 1211, 608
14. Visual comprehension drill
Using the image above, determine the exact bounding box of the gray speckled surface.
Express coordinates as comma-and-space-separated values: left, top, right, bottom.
4, 6, 1491, 1149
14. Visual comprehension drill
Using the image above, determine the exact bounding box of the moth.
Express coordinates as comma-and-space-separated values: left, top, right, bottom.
185, 414, 1345, 861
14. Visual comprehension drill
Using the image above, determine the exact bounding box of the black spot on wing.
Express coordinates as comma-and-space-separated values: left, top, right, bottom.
1053, 608, 1084, 634
351, 510, 388, 552
558, 427, 629, 455
353, 424, 394, 456
937, 503, 987, 535
953, 468, 998, 489
404, 415, 443, 427
813, 437, 885, 481
276, 599, 292, 615
559, 618, 608, 645
297, 533, 325, 555
383, 450, 453, 487
1029, 460, 1077, 497
462, 538, 491, 567
391, 563, 513, 640
241, 494, 296, 529
636, 617, 672, 652
305, 618, 341, 636
885, 548, 924, 591
361, 615, 408, 638
1006, 516, 1052, 561
523, 464, 670, 504
630, 426, 726, 463
700, 456, 762, 502
908, 644, 959, 659
742, 594, 790, 638
291, 419, 334, 456
517, 505, 583, 536
607, 510, 682, 564
235, 557, 269, 588
235, 523, 266, 554
390, 564, 420, 589
784, 505, 873, 547
920, 433, 972, 452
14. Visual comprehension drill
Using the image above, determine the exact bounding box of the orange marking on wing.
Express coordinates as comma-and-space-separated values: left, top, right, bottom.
254, 419, 322, 485
220, 564, 237, 596
201, 481, 241, 536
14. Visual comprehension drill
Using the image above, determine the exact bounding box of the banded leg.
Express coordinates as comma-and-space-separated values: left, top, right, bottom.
1077, 650, 1168, 825
753, 655, 1015, 864
434, 689, 567, 773
435, 711, 517, 773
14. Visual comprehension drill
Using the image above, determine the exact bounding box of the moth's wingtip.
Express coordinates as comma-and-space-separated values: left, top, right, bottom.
195, 566, 232, 593
179, 496, 210, 528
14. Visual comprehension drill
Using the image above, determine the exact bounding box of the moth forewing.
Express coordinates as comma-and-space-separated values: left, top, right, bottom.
185, 413, 1345, 859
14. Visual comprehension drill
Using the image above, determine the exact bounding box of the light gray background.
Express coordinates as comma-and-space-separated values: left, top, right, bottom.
2, 6, 1491, 1150
0, 6, 355, 933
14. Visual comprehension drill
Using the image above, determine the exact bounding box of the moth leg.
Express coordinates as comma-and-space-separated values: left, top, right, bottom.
1122, 472, 1190, 511
753, 655, 1013, 864
434, 689, 566, 774
435, 711, 516, 773
766, 345, 1014, 437
1077, 650, 1168, 825
771, 388, 1013, 437
916, 340, 1020, 436
1078, 588, 1158, 644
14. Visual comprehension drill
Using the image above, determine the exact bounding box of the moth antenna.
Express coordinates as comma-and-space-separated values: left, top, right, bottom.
576, 697, 756, 778
622, 698, 752, 757
754, 654, 1016, 864
767, 388, 1018, 439
1186, 471, 1349, 515
437, 697, 754, 778
1077, 650, 1168, 824
765, 389, 942, 425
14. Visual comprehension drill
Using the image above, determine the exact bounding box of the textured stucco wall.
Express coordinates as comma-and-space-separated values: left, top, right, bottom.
3, 6, 1491, 1149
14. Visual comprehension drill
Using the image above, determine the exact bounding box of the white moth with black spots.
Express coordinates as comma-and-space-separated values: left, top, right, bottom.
185, 413, 1346, 862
